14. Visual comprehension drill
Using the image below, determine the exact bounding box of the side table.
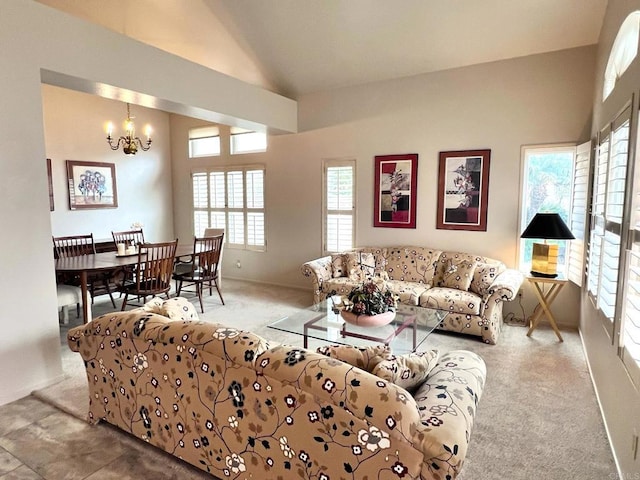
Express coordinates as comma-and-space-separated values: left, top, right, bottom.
525, 274, 567, 342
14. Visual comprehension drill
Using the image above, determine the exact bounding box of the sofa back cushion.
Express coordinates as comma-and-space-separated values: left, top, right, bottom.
469, 261, 506, 295
371, 350, 439, 393
435, 252, 486, 287
384, 247, 442, 284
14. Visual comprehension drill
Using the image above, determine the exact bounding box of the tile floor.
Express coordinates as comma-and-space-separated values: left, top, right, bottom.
0, 396, 216, 480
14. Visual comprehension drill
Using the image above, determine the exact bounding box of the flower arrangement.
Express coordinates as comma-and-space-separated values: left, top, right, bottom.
343, 280, 398, 316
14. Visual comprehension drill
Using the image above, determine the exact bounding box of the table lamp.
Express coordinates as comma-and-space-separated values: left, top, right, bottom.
520, 213, 575, 278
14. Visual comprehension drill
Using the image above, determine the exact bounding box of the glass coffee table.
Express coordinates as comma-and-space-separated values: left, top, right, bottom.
268, 300, 445, 353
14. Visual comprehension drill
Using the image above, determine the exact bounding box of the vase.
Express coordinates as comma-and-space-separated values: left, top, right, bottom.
340, 309, 396, 327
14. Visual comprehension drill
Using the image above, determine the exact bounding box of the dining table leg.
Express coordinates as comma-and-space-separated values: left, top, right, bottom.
79, 270, 92, 323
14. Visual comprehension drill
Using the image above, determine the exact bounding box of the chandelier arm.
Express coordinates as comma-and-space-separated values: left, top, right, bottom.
135, 137, 152, 151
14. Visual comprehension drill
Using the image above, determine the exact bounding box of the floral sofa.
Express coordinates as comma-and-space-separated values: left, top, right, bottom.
302, 247, 524, 344
67, 302, 486, 480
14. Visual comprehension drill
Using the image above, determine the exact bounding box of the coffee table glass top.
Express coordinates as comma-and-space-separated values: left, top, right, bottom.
268, 300, 445, 353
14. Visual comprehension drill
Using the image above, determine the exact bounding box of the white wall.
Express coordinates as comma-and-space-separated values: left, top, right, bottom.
44, 85, 174, 243
0, 0, 295, 406
171, 46, 596, 328
581, 0, 640, 475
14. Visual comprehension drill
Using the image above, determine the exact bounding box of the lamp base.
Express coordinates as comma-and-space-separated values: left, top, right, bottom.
530, 271, 558, 278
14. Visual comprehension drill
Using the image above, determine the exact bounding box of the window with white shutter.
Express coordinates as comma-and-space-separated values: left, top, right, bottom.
567, 141, 591, 286
619, 106, 640, 388
323, 160, 355, 254
586, 105, 631, 335
191, 166, 266, 251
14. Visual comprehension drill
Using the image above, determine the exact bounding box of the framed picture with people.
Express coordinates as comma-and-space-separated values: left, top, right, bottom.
66, 160, 118, 210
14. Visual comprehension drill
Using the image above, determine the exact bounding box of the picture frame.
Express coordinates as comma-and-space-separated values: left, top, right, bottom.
436, 149, 491, 231
46, 158, 54, 211
374, 153, 418, 228
66, 160, 118, 210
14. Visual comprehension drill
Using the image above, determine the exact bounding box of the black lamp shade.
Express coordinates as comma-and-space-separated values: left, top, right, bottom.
520, 213, 575, 240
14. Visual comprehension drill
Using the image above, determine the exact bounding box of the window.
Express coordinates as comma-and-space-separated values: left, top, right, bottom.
192, 166, 265, 251
567, 141, 591, 286
587, 105, 631, 326
519, 146, 575, 274
189, 126, 220, 157
603, 11, 640, 100
619, 110, 640, 387
230, 126, 267, 154
323, 160, 355, 253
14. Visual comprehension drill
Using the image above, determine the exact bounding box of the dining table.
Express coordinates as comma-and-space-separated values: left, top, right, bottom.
55, 244, 196, 323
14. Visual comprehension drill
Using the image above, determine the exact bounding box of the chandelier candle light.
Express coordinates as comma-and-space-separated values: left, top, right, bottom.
107, 103, 152, 155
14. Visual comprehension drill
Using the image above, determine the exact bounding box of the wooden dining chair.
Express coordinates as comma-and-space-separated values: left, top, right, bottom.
204, 228, 225, 287
112, 229, 145, 248
119, 239, 178, 310
172, 234, 224, 313
52, 234, 116, 307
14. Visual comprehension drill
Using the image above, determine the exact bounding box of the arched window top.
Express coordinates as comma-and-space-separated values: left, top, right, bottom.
603, 11, 640, 100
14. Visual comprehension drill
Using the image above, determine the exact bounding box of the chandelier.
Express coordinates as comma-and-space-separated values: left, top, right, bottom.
106, 103, 152, 155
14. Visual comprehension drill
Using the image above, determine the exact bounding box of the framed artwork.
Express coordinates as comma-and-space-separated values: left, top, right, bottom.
436, 149, 491, 231
66, 160, 118, 210
46, 158, 54, 211
374, 153, 418, 228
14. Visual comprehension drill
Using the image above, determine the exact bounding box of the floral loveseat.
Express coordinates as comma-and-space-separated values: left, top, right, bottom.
302, 247, 524, 344
68, 303, 486, 480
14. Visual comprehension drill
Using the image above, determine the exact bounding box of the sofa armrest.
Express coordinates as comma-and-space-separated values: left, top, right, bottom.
301, 256, 333, 304
257, 345, 423, 443
413, 350, 486, 480
484, 268, 524, 302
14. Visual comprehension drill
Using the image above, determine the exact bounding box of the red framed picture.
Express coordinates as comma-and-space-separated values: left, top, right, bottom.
374, 154, 418, 228
436, 149, 491, 231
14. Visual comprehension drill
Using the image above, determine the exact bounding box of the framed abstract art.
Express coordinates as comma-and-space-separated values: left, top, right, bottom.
436, 149, 491, 231
66, 160, 118, 210
374, 154, 418, 228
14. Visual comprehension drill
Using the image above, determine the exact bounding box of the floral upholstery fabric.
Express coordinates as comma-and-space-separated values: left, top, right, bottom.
330, 253, 346, 278
470, 261, 506, 296
345, 251, 376, 281
419, 287, 481, 316
386, 279, 430, 306
68, 311, 486, 480
143, 296, 199, 321
315, 344, 390, 371
385, 247, 441, 283
301, 247, 524, 344
371, 350, 440, 393
434, 252, 485, 288
440, 258, 477, 291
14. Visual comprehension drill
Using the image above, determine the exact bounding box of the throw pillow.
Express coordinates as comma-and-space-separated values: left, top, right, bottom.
316, 344, 390, 371
345, 252, 377, 282
371, 350, 439, 392
441, 258, 477, 291
330, 253, 347, 278
470, 262, 506, 296
143, 297, 200, 321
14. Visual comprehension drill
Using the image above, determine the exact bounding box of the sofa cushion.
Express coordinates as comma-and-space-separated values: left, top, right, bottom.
330, 253, 347, 278
385, 247, 441, 283
385, 279, 430, 306
316, 344, 390, 371
470, 261, 506, 295
143, 296, 199, 321
371, 350, 439, 392
435, 252, 485, 287
441, 258, 477, 291
323, 277, 360, 298
346, 251, 376, 281
419, 287, 482, 316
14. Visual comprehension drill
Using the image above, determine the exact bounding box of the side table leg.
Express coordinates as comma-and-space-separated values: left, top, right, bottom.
527, 282, 564, 342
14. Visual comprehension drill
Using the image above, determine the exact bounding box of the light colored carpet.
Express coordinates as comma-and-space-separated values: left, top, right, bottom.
34, 279, 617, 480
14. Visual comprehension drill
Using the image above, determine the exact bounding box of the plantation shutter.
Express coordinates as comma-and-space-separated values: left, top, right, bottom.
568, 141, 591, 286
325, 163, 355, 253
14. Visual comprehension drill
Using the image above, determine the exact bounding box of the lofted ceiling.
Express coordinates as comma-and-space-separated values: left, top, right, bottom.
37, 0, 608, 99
210, 0, 609, 97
